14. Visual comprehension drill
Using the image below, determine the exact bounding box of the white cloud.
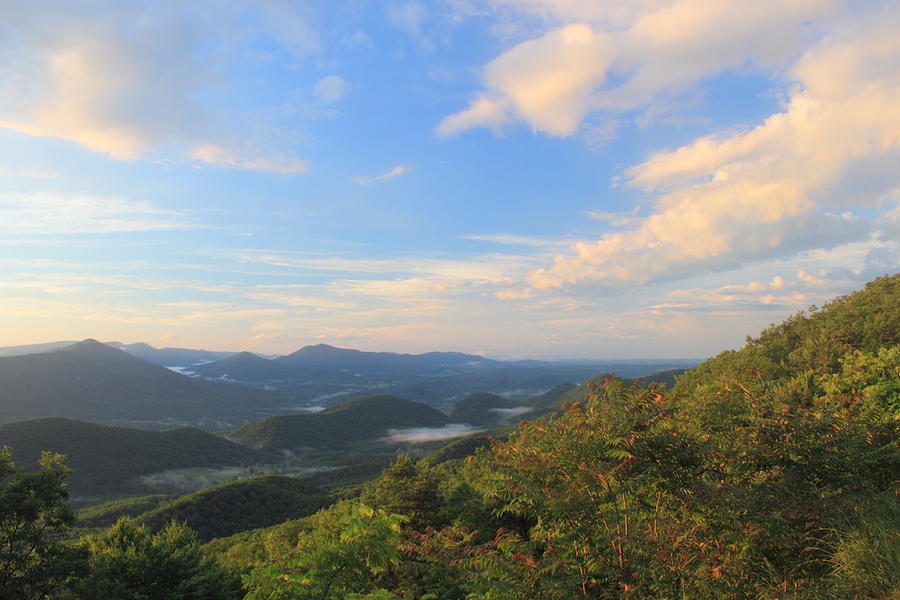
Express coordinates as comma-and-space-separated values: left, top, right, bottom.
438, 23, 613, 136
441, 0, 839, 136
352, 165, 411, 184
523, 10, 900, 291
0, 1, 316, 171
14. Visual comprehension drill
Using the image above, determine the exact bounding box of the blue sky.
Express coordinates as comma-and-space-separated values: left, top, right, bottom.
0, 0, 898, 359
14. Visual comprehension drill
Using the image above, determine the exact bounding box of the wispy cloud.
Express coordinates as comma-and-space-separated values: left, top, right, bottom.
352, 164, 411, 185
462, 233, 572, 248
190, 144, 309, 176
0, 166, 58, 179
0, 192, 197, 234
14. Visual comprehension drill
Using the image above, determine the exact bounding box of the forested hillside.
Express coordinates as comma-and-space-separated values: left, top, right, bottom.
2, 275, 897, 599
219, 274, 900, 599
0, 418, 265, 495
134, 475, 330, 542
228, 395, 452, 451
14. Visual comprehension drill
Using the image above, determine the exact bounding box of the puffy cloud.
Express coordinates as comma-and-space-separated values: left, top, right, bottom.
438, 24, 612, 136
524, 10, 900, 290
441, 0, 839, 136
0, 1, 315, 171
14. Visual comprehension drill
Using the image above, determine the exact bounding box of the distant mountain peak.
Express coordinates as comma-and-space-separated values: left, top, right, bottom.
64, 338, 118, 352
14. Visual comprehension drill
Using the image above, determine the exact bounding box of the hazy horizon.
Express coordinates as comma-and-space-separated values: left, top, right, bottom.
1, 1, 898, 359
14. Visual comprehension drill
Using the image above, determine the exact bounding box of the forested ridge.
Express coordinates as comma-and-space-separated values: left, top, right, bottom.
1, 274, 897, 599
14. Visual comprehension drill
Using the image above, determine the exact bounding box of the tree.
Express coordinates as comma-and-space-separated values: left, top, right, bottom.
74, 517, 242, 600
244, 503, 406, 600
361, 455, 445, 531
0, 446, 86, 600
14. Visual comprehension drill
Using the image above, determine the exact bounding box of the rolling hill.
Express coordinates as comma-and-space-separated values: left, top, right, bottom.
0, 417, 266, 495
0, 339, 291, 429
228, 394, 452, 452
133, 475, 330, 542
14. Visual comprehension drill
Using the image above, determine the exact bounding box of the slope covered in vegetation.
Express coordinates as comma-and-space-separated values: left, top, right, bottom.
0, 417, 265, 495
225, 274, 899, 599
228, 395, 451, 451
134, 475, 330, 542
5, 275, 897, 599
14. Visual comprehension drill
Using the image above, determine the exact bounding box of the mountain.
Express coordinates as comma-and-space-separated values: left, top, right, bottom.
193, 351, 285, 381
193, 343, 498, 382
275, 344, 497, 373
228, 394, 452, 452
0, 339, 291, 429
133, 475, 330, 542
105, 341, 234, 367
0, 417, 265, 495
0, 340, 78, 357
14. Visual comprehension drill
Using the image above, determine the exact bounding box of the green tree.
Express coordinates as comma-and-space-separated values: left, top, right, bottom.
362, 455, 445, 531
74, 517, 242, 600
0, 446, 86, 600
244, 503, 406, 600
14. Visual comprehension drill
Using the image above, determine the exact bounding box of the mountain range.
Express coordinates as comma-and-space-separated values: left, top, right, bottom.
0, 340, 291, 429
0, 338, 696, 427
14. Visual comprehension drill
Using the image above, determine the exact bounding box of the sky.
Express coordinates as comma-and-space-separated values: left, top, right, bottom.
0, 0, 898, 359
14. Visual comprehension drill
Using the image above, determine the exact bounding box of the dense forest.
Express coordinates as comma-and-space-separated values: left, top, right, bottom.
1, 274, 897, 599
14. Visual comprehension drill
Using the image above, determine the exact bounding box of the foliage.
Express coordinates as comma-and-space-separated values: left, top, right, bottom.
229, 395, 451, 452
826, 494, 900, 599
74, 517, 242, 600
0, 418, 265, 495
673, 273, 900, 402
76, 494, 177, 529
0, 447, 86, 599
361, 455, 446, 531
135, 475, 330, 542
243, 503, 406, 600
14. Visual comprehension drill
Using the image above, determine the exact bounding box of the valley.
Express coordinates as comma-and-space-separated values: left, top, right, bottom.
0, 275, 896, 599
